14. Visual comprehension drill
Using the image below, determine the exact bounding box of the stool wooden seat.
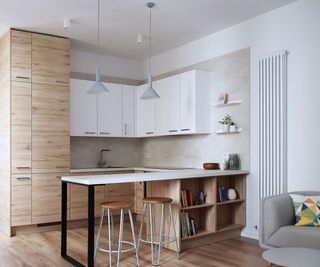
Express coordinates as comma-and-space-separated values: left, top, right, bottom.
143, 197, 172, 204
100, 201, 131, 210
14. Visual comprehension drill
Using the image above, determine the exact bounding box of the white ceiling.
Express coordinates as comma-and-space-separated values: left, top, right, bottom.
0, 0, 297, 60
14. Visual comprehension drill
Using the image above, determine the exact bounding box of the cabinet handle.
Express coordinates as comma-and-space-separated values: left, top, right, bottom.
16, 76, 30, 80
169, 130, 178, 133
181, 128, 191, 131
56, 80, 66, 84
57, 166, 68, 169
145, 132, 154, 135
124, 124, 128, 135
85, 131, 96, 135
16, 177, 31, 180
99, 132, 110, 135
17, 167, 31, 170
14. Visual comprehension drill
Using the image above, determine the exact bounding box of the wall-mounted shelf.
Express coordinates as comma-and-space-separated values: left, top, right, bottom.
215, 100, 242, 107
216, 128, 243, 134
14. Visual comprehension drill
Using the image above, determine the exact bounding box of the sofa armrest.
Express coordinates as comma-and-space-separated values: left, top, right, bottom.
259, 193, 295, 248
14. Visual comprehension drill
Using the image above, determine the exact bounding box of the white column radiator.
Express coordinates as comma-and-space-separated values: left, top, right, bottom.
259, 51, 288, 199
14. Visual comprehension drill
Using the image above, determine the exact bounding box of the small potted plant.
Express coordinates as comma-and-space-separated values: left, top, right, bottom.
230, 121, 237, 132
219, 114, 232, 132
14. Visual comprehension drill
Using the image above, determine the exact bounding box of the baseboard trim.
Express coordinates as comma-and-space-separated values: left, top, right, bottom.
241, 227, 259, 240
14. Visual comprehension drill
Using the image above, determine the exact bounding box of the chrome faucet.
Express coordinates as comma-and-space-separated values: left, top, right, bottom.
98, 149, 110, 168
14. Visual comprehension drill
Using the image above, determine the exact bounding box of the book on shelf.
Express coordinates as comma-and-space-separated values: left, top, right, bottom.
180, 189, 193, 208
217, 185, 228, 202
180, 211, 197, 238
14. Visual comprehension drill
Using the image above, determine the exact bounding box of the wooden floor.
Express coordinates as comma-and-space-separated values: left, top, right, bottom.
0, 224, 272, 267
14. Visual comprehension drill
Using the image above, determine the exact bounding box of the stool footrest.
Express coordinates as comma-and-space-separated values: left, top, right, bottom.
98, 240, 136, 254
140, 233, 177, 245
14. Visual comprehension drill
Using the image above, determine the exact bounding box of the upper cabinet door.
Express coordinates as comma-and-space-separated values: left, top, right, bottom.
70, 79, 97, 137
180, 71, 196, 133
139, 84, 156, 137
97, 83, 123, 137
11, 30, 31, 82
122, 85, 136, 137
155, 75, 180, 135
32, 83, 70, 173
32, 33, 70, 86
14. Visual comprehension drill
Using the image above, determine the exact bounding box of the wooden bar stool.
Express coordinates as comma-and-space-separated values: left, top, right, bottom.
137, 197, 179, 265
94, 201, 140, 267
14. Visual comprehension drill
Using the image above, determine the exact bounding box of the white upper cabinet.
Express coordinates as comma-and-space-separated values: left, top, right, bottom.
138, 84, 156, 137
98, 83, 123, 137
180, 70, 212, 134
70, 70, 211, 138
122, 85, 136, 137
70, 79, 97, 137
155, 75, 180, 135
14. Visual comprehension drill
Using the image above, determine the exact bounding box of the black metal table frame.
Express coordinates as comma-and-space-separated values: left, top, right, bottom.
61, 181, 98, 267
61, 180, 147, 267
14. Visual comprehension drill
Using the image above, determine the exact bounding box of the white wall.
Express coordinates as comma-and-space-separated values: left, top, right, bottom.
71, 50, 143, 80
142, 0, 320, 237
141, 49, 250, 171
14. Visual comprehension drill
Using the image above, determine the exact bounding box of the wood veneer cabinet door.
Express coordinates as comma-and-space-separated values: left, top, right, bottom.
32, 33, 70, 86
105, 183, 131, 215
11, 30, 31, 82
11, 174, 32, 226
70, 184, 105, 220
134, 182, 144, 214
32, 83, 70, 173
11, 82, 31, 174
32, 173, 68, 224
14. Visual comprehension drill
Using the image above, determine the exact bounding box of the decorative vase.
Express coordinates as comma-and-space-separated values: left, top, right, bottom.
228, 154, 240, 170
222, 124, 230, 133
199, 192, 207, 204
227, 189, 237, 200
230, 125, 237, 132
219, 160, 228, 170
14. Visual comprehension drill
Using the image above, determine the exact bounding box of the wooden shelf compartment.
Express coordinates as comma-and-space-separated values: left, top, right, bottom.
216, 175, 246, 203
180, 203, 215, 210
180, 177, 216, 208
216, 199, 245, 206
180, 206, 215, 241
216, 202, 245, 231
216, 223, 243, 233
180, 229, 213, 241
216, 175, 246, 231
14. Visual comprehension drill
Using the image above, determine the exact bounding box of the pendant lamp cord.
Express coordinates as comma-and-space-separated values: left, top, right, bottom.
97, 0, 100, 64
149, 5, 152, 75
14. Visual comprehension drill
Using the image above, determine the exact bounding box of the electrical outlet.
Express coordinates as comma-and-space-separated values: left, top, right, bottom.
144, 153, 151, 159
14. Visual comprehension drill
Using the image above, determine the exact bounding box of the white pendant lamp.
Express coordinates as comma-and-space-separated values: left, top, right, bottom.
87, 0, 109, 95
141, 2, 160, 100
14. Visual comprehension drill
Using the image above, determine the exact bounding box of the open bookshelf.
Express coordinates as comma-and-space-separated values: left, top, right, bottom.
146, 173, 247, 252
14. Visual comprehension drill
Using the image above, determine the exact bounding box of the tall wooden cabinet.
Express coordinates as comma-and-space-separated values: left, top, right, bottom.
0, 29, 70, 235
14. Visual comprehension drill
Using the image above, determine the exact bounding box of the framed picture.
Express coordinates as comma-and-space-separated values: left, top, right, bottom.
217, 93, 228, 105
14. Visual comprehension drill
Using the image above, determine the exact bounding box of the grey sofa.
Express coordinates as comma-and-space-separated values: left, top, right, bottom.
259, 191, 320, 249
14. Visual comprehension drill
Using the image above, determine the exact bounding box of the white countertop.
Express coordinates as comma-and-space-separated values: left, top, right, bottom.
62, 169, 249, 185
70, 167, 177, 173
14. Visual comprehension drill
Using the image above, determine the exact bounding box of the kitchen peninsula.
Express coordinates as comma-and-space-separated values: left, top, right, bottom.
61, 169, 248, 267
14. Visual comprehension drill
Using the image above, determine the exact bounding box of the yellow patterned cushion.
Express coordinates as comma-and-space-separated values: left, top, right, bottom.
290, 194, 320, 226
